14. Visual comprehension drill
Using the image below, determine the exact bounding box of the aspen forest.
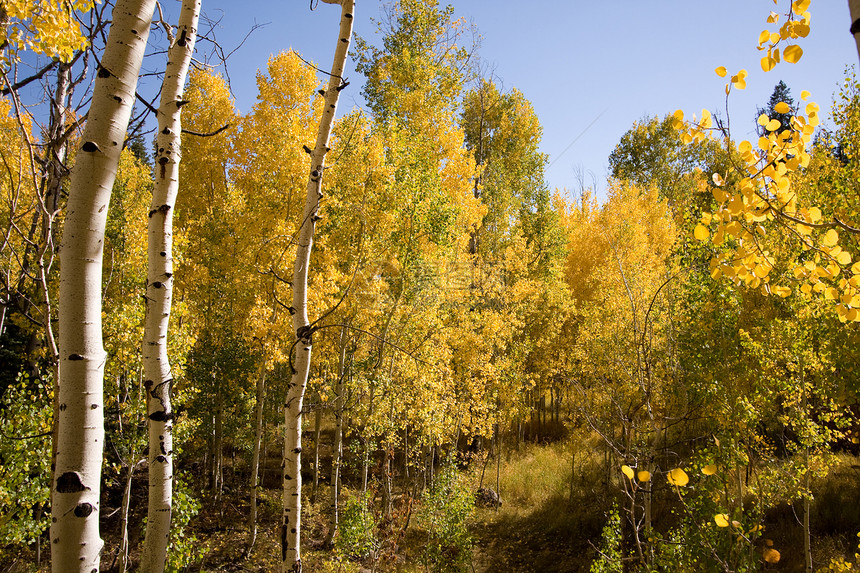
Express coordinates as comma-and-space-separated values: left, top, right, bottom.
5, 1, 860, 571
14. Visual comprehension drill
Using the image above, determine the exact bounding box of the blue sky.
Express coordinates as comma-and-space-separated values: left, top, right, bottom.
170, 0, 858, 199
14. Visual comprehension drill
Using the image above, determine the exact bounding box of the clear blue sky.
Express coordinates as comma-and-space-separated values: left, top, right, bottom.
172, 0, 858, 200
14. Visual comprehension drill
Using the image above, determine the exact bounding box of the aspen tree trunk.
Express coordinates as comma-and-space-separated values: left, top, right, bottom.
282, 2, 354, 570
324, 324, 348, 547
141, 2, 200, 570
310, 408, 322, 505
52, 1, 155, 571
247, 366, 267, 555
117, 460, 143, 573
214, 389, 224, 498
850, 0, 860, 63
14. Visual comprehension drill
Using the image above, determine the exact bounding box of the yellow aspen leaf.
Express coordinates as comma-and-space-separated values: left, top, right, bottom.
801, 90, 811, 100
702, 464, 718, 475
715, 514, 730, 527
808, 206, 822, 222
763, 547, 781, 564
667, 468, 689, 487
783, 44, 803, 63
848, 308, 859, 321
792, 0, 810, 15
773, 101, 791, 114
731, 70, 747, 90
758, 30, 770, 45
757, 114, 770, 127
822, 229, 839, 247
621, 465, 634, 480
754, 264, 770, 278
761, 57, 776, 72
767, 11, 780, 23
825, 287, 839, 301
694, 224, 710, 241
712, 172, 725, 186
637, 470, 651, 483
700, 212, 712, 225
772, 285, 791, 297
837, 252, 852, 265
765, 119, 782, 131
728, 195, 744, 215
712, 187, 729, 203
700, 108, 713, 129
769, 31, 781, 44
715, 66, 727, 77
800, 284, 813, 295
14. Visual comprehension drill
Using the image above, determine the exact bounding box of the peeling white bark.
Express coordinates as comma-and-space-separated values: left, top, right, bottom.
140, 1, 200, 572
282, 2, 355, 571
52, 1, 156, 571
850, 0, 860, 63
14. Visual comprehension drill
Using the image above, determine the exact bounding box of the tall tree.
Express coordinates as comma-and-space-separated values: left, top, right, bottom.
282, 2, 354, 571
52, 0, 156, 570
140, 1, 200, 571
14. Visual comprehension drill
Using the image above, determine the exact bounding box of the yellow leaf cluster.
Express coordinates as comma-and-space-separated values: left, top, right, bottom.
0, 0, 95, 67
756, 1, 810, 72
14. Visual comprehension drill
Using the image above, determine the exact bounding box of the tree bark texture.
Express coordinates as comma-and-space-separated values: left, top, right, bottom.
141, 1, 200, 571
281, 2, 355, 571
52, 1, 156, 571
850, 0, 860, 63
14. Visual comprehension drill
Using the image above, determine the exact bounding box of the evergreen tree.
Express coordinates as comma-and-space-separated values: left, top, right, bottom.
756, 80, 795, 136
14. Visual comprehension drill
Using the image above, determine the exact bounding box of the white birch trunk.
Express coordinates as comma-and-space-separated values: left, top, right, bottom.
850, 0, 860, 63
52, 2, 155, 571
140, 1, 200, 571
282, 2, 354, 570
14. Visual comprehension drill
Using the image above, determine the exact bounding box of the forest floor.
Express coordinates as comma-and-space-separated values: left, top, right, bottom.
7, 441, 860, 572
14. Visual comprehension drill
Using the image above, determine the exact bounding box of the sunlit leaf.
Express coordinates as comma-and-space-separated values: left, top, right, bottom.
822, 229, 839, 247
714, 513, 730, 527
621, 465, 634, 480
694, 224, 710, 242
637, 470, 651, 483
702, 464, 718, 475
667, 468, 689, 487
715, 66, 727, 77
783, 44, 803, 64
773, 102, 791, 114
792, 0, 810, 15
